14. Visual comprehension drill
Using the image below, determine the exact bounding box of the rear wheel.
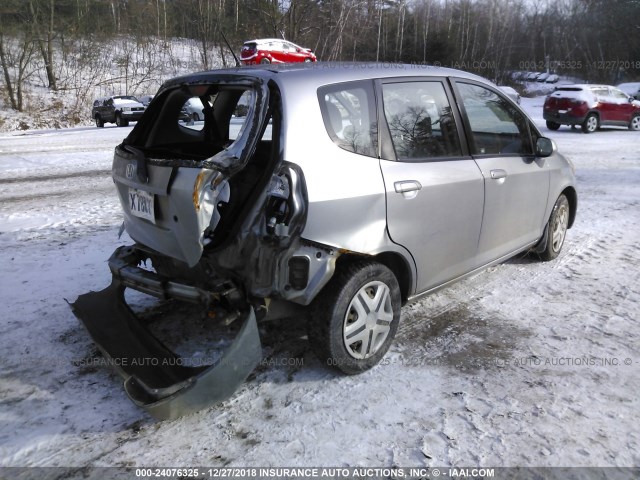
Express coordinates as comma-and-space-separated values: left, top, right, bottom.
546, 120, 561, 131
581, 113, 598, 133
95, 115, 104, 128
538, 194, 570, 261
629, 114, 640, 131
308, 261, 401, 374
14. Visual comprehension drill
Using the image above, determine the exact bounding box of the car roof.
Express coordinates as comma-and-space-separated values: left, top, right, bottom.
244, 38, 293, 44
159, 62, 488, 93
556, 84, 611, 89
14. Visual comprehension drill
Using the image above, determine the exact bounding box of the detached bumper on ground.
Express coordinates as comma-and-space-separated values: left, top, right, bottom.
70, 279, 262, 420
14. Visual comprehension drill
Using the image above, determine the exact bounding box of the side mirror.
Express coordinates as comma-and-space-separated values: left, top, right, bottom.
536, 137, 556, 157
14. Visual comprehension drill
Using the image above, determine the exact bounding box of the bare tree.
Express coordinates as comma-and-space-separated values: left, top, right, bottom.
29, 0, 57, 90
0, 27, 35, 111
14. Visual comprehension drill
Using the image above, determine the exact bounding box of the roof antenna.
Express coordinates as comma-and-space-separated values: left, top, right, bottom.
220, 30, 240, 67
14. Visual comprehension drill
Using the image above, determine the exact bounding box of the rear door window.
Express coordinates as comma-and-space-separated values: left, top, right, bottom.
381, 81, 462, 160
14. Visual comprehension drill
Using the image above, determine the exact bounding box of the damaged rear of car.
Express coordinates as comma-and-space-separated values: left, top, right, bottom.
73, 71, 313, 419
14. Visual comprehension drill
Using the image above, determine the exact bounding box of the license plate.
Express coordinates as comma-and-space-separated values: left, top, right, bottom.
558, 109, 568, 114
128, 188, 155, 224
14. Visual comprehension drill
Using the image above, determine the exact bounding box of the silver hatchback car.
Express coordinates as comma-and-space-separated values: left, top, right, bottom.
72, 63, 576, 419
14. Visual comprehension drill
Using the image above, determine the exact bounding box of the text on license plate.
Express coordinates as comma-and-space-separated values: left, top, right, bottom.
128, 188, 155, 223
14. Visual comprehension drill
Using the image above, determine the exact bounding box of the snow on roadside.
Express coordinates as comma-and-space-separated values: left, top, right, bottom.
0, 99, 639, 469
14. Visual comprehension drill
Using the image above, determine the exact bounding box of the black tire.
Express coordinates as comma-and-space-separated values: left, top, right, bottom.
115, 113, 128, 127
192, 112, 200, 122
581, 113, 598, 133
629, 114, 640, 131
538, 194, 570, 261
260, 58, 271, 64
308, 260, 401, 375
95, 115, 104, 128
546, 120, 561, 131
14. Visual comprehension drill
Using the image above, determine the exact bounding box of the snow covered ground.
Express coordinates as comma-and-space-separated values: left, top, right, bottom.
0, 98, 639, 470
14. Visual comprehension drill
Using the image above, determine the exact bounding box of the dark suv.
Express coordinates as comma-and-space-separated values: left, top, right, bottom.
92, 95, 146, 128
544, 85, 640, 133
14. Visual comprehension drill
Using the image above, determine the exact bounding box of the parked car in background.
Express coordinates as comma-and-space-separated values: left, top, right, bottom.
240, 38, 317, 65
617, 82, 640, 100
536, 72, 550, 82
498, 86, 521, 104
544, 84, 640, 133
73, 63, 577, 419
545, 74, 559, 84
183, 97, 205, 121
92, 95, 145, 127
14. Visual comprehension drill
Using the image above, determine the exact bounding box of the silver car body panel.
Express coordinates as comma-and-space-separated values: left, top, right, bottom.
380, 158, 485, 292
112, 63, 576, 301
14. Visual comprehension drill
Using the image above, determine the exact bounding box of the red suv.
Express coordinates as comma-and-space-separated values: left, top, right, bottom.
240, 39, 317, 65
544, 85, 640, 133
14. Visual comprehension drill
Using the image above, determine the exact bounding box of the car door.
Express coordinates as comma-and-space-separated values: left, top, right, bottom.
104, 98, 116, 122
609, 87, 636, 122
592, 87, 617, 123
453, 81, 550, 266
377, 79, 485, 293
281, 42, 298, 62
269, 41, 286, 63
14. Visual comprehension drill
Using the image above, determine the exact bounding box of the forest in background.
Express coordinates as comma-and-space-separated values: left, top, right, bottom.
0, 0, 639, 128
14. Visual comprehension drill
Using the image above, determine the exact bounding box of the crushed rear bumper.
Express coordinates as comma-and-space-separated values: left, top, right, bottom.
70, 274, 261, 420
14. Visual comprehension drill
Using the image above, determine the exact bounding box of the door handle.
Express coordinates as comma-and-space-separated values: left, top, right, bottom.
394, 180, 422, 193
490, 169, 507, 180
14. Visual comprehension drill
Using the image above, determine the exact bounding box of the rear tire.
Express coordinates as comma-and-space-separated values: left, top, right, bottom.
538, 194, 570, 261
581, 113, 598, 133
308, 261, 401, 375
629, 114, 640, 131
546, 120, 561, 131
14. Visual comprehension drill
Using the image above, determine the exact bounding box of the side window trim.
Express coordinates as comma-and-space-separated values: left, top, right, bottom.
451, 78, 536, 158
375, 77, 471, 163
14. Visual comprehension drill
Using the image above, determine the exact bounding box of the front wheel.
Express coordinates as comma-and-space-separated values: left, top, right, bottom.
260, 57, 271, 64
192, 112, 200, 122
308, 261, 401, 374
538, 194, 570, 261
546, 120, 561, 131
95, 115, 104, 128
581, 113, 598, 133
629, 114, 640, 131
115, 113, 128, 127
